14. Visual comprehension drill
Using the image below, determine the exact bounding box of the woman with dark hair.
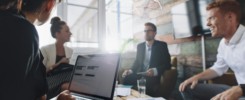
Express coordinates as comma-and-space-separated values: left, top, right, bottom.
0, 0, 74, 100
41, 16, 73, 99
41, 17, 72, 73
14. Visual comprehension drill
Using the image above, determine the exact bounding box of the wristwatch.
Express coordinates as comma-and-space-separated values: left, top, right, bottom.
239, 84, 245, 96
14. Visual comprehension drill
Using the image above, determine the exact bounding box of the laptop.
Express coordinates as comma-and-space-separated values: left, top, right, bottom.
68, 53, 120, 100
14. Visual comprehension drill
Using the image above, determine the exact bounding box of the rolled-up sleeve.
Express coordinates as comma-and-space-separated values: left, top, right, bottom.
210, 41, 229, 76
152, 68, 158, 76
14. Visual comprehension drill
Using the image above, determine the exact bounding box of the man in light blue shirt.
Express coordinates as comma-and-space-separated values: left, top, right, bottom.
123, 22, 171, 96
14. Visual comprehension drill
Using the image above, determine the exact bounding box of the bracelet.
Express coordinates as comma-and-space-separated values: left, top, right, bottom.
239, 84, 245, 96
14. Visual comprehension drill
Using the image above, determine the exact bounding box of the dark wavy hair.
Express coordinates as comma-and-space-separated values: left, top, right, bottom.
22, 0, 47, 12
207, 1, 241, 23
22, 0, 62, 12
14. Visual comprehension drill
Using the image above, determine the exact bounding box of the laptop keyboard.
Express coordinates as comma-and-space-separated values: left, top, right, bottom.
76, 97, 88, 100
73, 95, 92, 100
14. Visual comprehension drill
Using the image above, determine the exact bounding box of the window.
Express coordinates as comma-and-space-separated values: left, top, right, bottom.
56, 0, 136, 51
67, 5, 98, 43
199, 0, 213, 31
36, 8, 57, 48
171, 2, 192, 39
105, 0, 135, 52
58, 0, 100, 48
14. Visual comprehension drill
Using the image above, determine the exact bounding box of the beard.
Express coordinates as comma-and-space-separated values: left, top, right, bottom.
145, 36, 154, 41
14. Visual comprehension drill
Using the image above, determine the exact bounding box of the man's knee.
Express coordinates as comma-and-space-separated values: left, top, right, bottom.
181, 84, 230, 100
181, 85, 194, 100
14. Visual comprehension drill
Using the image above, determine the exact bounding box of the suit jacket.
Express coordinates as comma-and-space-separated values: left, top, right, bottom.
40, 43, 73, 70
131, 40, 171, 85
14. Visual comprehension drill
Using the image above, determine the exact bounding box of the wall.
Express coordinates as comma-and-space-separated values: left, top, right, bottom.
128, 0, 222, 72
119, 0, 222, 89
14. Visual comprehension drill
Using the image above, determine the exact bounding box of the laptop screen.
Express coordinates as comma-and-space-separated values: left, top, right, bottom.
69, 53, 119, 99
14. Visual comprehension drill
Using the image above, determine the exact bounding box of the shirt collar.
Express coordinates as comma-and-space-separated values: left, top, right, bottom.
228, 24, 245, 45
145, 41, 154, 50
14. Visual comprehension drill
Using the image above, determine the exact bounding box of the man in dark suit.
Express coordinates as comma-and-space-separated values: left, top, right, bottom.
122, 22, 171, 96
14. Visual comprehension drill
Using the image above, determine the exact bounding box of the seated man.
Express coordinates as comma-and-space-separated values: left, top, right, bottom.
179, 1, 245, 100
123, 22, 171, 96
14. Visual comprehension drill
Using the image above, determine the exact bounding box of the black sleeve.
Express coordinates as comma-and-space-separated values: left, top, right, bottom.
24, 23, 48, 99
0, 16, 47, 99
163, 42, 171, 70
18, 22, 48, 99
36, 52, 48, 98
240, 84, 245, 96
156, 42, 171, 76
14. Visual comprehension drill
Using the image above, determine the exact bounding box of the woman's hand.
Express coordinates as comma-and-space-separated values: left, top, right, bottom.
57, 90, 75, 100
48, 57, 69, 71
59, 57, 69, 64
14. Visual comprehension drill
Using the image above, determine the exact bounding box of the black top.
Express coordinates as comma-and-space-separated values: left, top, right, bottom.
56, 55, 65, 63
0, 9, 48, 100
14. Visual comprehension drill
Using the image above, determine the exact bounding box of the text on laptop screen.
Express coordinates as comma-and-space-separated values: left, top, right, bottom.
69, 54, 119, 98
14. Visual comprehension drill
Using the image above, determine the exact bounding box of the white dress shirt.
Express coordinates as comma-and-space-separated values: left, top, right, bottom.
122, 42, 158, 77
210, 24, 245, 84
144, 43, 158, 76
143, 43, 151, 69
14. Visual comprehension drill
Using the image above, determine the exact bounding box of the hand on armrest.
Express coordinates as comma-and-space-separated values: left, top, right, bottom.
122, 70, 133, 78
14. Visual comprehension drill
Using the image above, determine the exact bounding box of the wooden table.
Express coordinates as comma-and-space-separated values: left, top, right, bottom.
51, 89, 151, 100
114, 89, 151, 100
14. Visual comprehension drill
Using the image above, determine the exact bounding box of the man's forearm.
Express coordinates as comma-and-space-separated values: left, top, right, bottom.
192, 69, 219, 81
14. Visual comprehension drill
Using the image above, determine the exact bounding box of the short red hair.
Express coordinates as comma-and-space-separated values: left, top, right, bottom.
206, 0, 241, 22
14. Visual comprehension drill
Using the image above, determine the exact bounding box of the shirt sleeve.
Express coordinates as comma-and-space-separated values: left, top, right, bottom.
210, 40, 229, 76
152, 68, 158, 76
